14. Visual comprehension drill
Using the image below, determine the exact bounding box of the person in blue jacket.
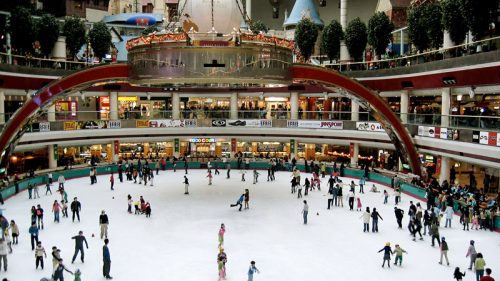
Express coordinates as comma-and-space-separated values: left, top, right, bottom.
28, 222, 39, 251
103, 238, 112, 279
230, 194, 245, 211
378, 242, 393, 268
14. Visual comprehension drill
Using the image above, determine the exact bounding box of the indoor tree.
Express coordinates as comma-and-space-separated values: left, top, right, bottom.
460, 0, 497, 40
88, 21, 112, 62
407, 4, 430, 53
321, 19, 343, 62
249, 20, 268, 34
426, 2, 443, 50
441, 0, 468, 45
63, 16, 87, 60
367, 12, 394, 58
8, 6, 34, 55
37, 14, 60, 57
345, 17, 367, 62
295, 18, 319, 61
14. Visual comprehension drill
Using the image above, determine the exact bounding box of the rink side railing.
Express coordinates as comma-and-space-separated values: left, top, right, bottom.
1, 162, 499, 230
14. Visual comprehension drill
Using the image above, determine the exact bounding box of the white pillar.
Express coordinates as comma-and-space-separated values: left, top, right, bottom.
230, 93, 238, 119
350, 142, 359, 168
51, 36, 66, 60
400, 90, 409, 124
441, 88, 451, 127
109, 92, 118, 120
48, 104, 56, 122
351, 100, 359, 121
172, 92, 180, 119
0, 91, 5, 124
48, 145, 57, 169
339, 0, 351, 62
290, 92, 299, 119
442, 30, 454, 49
245, 0, 251, 19
439, 156, 450, 184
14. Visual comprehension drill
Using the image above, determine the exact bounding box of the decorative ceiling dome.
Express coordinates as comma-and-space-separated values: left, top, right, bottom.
283, 0, 324, 29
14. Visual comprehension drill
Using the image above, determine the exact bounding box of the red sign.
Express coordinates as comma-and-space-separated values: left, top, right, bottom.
488, 132, 497, 146
113, 140, 120, 155
136, 18, 150, 26
349, 143, 354, 158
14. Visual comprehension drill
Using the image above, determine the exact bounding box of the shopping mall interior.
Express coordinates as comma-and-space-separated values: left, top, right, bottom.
0, 0, 499, 280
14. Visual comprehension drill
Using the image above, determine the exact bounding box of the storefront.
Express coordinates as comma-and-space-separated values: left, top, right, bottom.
55, 99, 78, 120
182, 97, 230, 119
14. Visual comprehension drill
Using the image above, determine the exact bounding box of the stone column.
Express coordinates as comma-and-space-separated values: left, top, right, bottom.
439, 156, 450, 185
48, 145, 57, 169
441, 88, 451, 127
0, 91, 5, 124
351, 100, 359, 121
290, 92, 299, 119
48, 104, 56, 122
339, 0, 351, 62
172, 92, 180, 119
245, 0, 252, 18
442, 30, 454, 49
400, 90, 409, 124
290, 139, 297, 160
350, 142, 359, 168
230, 92, 238, 119
109, 92, 119, 120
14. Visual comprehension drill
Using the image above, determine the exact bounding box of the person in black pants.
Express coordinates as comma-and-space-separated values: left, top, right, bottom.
371, 208, 383, 232
230, 194, 244, 211
71, 231, 88, 263
70, 197, 81, 222
103, 238, 112, 279
394, 207, 404, 229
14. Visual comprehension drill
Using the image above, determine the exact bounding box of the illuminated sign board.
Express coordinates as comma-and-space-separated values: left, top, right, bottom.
189, 138, 216, 143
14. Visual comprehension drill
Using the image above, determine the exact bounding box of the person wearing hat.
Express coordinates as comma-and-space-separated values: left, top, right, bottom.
71, 231, 88, 264
378, 242, 393, 268
99, 210, 109, 239
439, 237, 450, 266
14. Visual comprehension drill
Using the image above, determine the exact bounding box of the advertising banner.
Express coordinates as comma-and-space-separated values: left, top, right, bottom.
211, 119, 227, 127
226, 119, 272, 128
356, 122, 385, 132
287, 120, 343, 129
497, 133, 500, 146
149, 119, 196, 128
39, 122, 50, 132
136, 120, 150, 128
488, 132, 497, 146
417, 126, 436, 138
63, 121, 77, 130
479, 131, 489, 145
64, 121, 121, 130
174, 138, 179, 153
231, 138, 237, 152
472, 131, 480, 143
108, 120, 122, 129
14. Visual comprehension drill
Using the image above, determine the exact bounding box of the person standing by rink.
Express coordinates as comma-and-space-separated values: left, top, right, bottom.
393, 244, 407, 266
302, 200, 309, 224
183, 176, 189, 195
71, 231, 88, 264
439, 237, 450, 266
207, 170, 213, 185
218, 224, 225, 248
378, 242, 393, 268
247, 261, 260, 281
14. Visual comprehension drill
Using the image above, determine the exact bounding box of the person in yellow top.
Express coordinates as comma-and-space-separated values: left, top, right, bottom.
393, 244, 408, 266
475, 253, 486, 281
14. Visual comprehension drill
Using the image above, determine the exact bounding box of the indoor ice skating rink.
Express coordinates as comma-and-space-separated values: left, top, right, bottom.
2, 169, 499, 281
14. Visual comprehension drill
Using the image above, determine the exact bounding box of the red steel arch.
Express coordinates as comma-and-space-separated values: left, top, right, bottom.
292, 64, 421, 175
0, 63, 421, 176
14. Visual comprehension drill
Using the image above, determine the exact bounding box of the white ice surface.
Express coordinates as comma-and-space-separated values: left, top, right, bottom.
1, 169, 499, 281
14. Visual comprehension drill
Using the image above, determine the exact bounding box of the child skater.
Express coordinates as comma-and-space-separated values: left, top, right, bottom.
207, 171, 213, 185
356, 197, 362, 211
454, 267, 466, 281
378, 242, 393, 268
218, 223, 225, 248
393, 244, 407, 266
218, 256, 226, 281
247, 260, 260, 281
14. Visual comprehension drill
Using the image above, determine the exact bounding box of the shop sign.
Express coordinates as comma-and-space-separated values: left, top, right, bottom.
226, 119, 272, 128
212, 119, 227, 127
174, 138, 180, 153
290, 139, 295, 152
108, 120, 122, 129
136, 120, 150, 128
231, 138, 237, 152
113, 140, 120, 155
356, 122, 384, 132
63, 121, 77, 130
39, 122, 50, 132
148, 119, 197, 128
287, 120, 343, 130
189, 138, 216, 143
53, 144, 58, 160
417, 126, 436, 138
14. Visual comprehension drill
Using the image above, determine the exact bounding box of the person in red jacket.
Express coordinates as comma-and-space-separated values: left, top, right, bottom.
480, 268, 495, 281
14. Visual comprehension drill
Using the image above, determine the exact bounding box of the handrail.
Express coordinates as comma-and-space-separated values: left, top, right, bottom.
310, 35, 500, 71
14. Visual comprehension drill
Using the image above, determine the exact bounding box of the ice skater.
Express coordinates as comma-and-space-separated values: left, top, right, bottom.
360, 207, 370, 232
454, 267, 466, 281
356, 197, 362, 211
240, 170, 246, 182
52, 259, 73, 281
253, 170, 260, 184
35, 241, 47, 269
247, 261, 260, 281
244, 189, 250, 209
383, 190, 388, 204
36, 204, 44, 230
99, 210, 109, 239
71, 231, 88, 264
393, 244, 407, 266
347, 189, 355, 211
207, 171, 213, 185
230, 194, 244, 211
70, 197, 81, 222
218, 224, 225, 248
302, 200, 309, 224
183, 176, 189, 195
226, 163, 231, 179
109, 173, 114, 190
371, 208, 383, 232
303, 178, 310, 196
466, 240, 477, 270
438, 237, 449, 266
103, 238, 112, 279
378, 242, 393, 268
52, 200, 61, 223
394, 207, 404, 229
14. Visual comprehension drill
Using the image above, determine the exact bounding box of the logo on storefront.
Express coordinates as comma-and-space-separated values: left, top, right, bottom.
212, 119, 227, 127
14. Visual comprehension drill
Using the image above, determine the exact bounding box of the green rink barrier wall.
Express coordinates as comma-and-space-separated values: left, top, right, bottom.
1, 164, 498, 230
